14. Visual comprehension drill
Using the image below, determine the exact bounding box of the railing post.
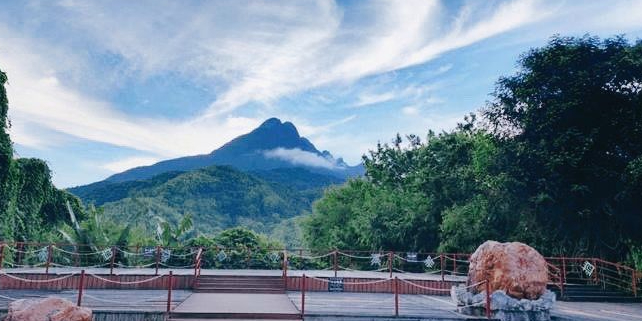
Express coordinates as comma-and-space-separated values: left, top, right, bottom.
592, 259, 598, 283
301, 274, 306, 316
453, 254, 457, 275
45, 244, 52, 275
394, 277, 399, 317
388, 251, 393, 278
283, 249, 288, 278
561, 257, 566, 284
485, 280, 491, 319
77, 269, 85, 307
155, 246, 161, 276
0, 243, 5, 270
440, 253, 444, 281
166, 271, 173, 313
333, 250, 338, 277
633, 270, 637, 297
109, 246, 116, 276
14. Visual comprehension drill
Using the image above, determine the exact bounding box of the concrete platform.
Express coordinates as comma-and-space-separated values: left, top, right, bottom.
172, 293, 301, 319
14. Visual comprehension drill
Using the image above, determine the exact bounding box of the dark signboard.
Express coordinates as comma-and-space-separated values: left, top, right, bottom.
328, 277, 344, 292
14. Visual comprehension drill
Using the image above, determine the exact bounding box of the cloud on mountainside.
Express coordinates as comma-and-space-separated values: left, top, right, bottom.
263, 148, 339, 170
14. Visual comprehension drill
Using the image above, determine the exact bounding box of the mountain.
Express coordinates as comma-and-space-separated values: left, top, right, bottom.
101, 118, 364, 183
88, 166, 344, 236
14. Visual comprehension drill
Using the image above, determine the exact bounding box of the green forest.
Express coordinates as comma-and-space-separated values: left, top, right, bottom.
1, 35, 641, 268
304, 36, 642, 266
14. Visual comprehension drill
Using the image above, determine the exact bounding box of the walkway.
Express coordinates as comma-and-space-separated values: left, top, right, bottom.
1, 267, 466, 281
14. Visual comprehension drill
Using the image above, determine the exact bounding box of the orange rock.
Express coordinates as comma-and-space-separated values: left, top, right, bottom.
5, 297, 92, 321
468, 241, 548, 300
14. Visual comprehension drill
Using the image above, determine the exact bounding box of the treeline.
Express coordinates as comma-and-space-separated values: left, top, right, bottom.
0, 70, 85, 244
303, 36, 642, 266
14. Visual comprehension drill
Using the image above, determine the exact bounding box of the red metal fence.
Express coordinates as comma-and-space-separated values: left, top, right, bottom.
0, 241, 640, 297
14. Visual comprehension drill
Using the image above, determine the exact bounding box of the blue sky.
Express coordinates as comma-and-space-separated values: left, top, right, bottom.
1, 0, 642, 187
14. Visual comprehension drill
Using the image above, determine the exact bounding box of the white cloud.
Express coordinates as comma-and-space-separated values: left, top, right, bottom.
0, 28, 262, 158
2, 0, 642, 180
24, 0, 558, 118
401, 106, 420, 116
353, 92, 396, 108
101, 156, 161, 173
263, 148, 338, 169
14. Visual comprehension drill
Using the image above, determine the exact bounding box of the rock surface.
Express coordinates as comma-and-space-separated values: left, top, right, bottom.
451, 285, 556, 321
4, 297, 92, 321
468, 240, 548, 300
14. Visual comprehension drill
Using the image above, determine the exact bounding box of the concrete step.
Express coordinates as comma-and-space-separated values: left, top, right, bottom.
194, 288, 285, 294
170, 312, 300, 320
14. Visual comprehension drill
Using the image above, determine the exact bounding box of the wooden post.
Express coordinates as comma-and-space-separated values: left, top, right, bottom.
485, 280, 491, 319
45, 244, 52, 275
17, 242, 23, 266
388, 252, 393, 278
633, 270, 637, 297
440, 253, 444, 281
394, 277, 399, 317
333, 250, 338, 277
0, 243, 5, 270
109, 246, 116, 276
593, 259, 598, 283
166, 271, 173, 313
283, 250, 288, 290
453, 254, 457, 275
301, 274, 306, 316
155, 246, 161, 276
77, 269, 85, 306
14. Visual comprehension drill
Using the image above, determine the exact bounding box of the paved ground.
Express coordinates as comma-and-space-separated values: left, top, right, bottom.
1, 267, 465, 281
1, 289, 641, 320
553, 301, 642, 321
0, 289, 191, 311
288, 291, 642, 321
174, 293, 299, 314
289, 292, 484, 319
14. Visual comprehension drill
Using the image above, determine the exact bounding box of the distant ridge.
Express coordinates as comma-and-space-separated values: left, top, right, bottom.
73, 117, 364, 185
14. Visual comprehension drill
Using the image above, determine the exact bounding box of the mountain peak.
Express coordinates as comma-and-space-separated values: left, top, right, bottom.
256, 118, 300, 138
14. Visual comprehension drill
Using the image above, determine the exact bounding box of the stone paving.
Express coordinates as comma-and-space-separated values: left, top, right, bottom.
1, 289, 641, 320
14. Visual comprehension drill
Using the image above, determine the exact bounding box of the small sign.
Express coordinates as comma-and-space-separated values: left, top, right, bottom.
406, 252, 418, 261
37, 247, 49, 262
216, 250, 227, 262
582, 261, 595, 277
424, 255, 435, 268
328, 277, 344, 292
161, 249, 171, 263
143, 247, 156, 258
101, 248, 112, 261
370, 253, 382, 266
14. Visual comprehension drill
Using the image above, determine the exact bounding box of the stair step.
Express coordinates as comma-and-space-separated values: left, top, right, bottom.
170, 312, 300, 320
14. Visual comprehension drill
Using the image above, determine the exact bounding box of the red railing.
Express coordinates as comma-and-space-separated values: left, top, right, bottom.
299, 274, 492, 318
0, 269, 178, 312
0, 241, 639, 298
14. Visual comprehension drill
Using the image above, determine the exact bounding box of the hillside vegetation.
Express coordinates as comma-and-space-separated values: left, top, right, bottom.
71, 166, 343, 238
304, 36, 642, 265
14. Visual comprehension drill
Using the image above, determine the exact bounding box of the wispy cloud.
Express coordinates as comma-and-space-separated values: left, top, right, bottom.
101, 156, 160, 173
353, 92, 396, 108
263, 148, 338, 169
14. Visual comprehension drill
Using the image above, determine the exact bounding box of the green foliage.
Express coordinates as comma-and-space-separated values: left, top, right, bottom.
73, 166, 337, 244
304, 35, 642, 262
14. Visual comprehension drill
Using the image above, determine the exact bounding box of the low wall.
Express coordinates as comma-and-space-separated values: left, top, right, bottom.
287, 276, 459, 296
0, 273, 193, 290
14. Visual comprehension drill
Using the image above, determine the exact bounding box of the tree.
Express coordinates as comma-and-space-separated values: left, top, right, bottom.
484, 35, 642, 259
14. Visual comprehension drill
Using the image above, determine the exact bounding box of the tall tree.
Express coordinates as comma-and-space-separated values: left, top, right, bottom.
484, 35, 642, 258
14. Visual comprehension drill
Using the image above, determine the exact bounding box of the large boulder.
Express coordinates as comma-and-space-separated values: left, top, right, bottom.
4, 297, 92, 321
468, 241, 548, 300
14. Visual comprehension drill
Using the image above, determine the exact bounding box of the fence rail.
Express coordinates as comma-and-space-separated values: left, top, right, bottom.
0, 241, 639, 298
